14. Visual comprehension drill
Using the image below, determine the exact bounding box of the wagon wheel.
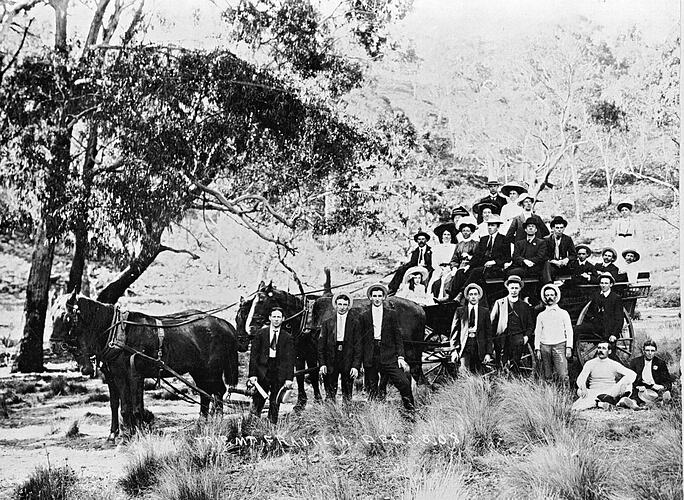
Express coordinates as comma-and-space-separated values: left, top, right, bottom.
422, 327, 456, 385
518, 343, 538, 376
575, 303, 634, 366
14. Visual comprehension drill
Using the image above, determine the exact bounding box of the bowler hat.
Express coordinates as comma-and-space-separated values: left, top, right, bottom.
501, 181, 528, 197
464, 283, 483, 298
549, 215, 568, 227
616, 199, 634, 212
332, 292, 353, 308
366, 283, 389, 300
622, 248, 641, 262
413, 231, 431, 242
523, 217, 540, 228
504, 275, 524, 288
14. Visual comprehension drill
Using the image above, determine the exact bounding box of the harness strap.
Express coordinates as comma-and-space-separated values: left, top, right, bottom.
155, 319, 164, 360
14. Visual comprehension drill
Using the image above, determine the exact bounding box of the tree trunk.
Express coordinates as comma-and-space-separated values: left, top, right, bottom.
67, 224, 88, 293
14, 222, 55, 373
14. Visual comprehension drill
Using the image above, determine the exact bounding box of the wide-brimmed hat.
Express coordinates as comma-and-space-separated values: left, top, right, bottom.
458, 216, 478, 233
413, 231, 431, 242
433, 222, 457, 241
501, 181, 528, 197
549, 215, 568, 228
638, 387, 659, 405
622, 248, 641, 262
576, 244, 592, 255
474, 201, 500, 216
597, 271, 615, 284
616, 199, 634, 212
601, 247, 618, 261
366, 283, 389, 300
504, 275, 524, 288
451, 205, 470, 218
485, 178, 501, 186
332, 292, 353, 308
540, 283, 561, 305
485, 215, 504, 225
402, 266, 429, 284
464, 283, 483, 298
517, 193, 540, 206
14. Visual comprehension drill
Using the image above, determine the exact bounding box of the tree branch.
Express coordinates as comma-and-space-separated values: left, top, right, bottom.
158, 245, 200, 259
121, 0, 145, 45
83, 0, 111, 53
0, 17, 32, 81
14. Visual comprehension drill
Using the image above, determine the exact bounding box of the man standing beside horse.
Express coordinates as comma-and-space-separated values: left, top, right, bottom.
318, 293, 362, 403
248, 307, 295, 424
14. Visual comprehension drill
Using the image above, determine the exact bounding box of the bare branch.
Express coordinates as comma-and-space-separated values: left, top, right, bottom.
0, 17, 32, 80
158, 244, 200, 259
101, 0, 124, 44
121, 0, 144, 45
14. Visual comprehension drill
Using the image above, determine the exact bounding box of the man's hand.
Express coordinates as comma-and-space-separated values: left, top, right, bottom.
350, 368, 359, 379
565, 347, 572, 359
483, 354, 492, 364
450, 350, 459, 363
485, 260, 495, 267
560, 258, 569, 266
608, 335, 617, 343
523, 259, 534, 267
548, 259, 559, 266
522, 335, 529, 345
652, 384, 665, 391
581, 272, 590, 279
578, 387, 588, 398
535, 349, 541, 360
398, 357, 410, 372
283, 380, 294, 390
247, 376, 257, 387
319, 365, 327, 376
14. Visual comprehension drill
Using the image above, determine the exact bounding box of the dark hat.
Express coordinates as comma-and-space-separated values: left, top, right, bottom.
458, 216, 478, 233
501, 181, 528, 197
549, 215, 568, 227
601, 247, 618, 261
616, 199, 634, 212
433, 222, 457, 242
517, 193, 541, 206
504, 275, 524, 288
523, 217, 540, 228
576, 244, 592, 255
597, 272, 615, 284
485, 178, 501, 186
366, 283, 389, 299
622, 248, 641, 262
451, 205, 470, 218
474, 202, 500, 216
413, 231, 431, 242
332, 292, 353, 307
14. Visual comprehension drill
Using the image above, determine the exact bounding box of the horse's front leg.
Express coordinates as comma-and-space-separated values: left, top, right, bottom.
107, 380, 120, 442
308, 342, 322, 402
294, 352, 307, 411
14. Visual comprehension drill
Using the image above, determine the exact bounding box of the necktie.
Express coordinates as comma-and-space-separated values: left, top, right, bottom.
468, 307, 475, 327
486, 236, 493, 255
419, 248, 424, 264
555, 238, 560, 259
270, 331, 278, 351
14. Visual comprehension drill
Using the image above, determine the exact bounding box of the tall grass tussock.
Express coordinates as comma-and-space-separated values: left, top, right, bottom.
13, 464, 77, 500
119, 432, 180, 495
402, 465, 472, 500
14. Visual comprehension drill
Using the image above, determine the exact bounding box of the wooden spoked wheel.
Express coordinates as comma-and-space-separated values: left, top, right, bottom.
575, 303, 634, 366
421, 327, 457, 385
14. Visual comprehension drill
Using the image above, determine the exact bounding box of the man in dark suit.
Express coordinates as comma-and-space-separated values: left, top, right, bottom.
318, 293, 362, 403
360, 284, 415, 412
593, 248, 620, 281
542, 215, 577, 283
248, 307, 295, 424
629, 339, 673, 405
388, 231, 433, 294
568, 244, 597, 286
574, 273, 624, 353
472, 179, 507, 223
506, 194, 550, 243
490, 275, 534, 371
449, 283, 493, 373
508, 217, 548, 279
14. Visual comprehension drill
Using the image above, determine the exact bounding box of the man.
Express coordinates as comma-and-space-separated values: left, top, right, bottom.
569, 244, 597, 286
388, 231, 433, 294
534, 284, 573, 385
318, 293, 362, 403
360, 284, 415, 412
593, 248, 620, 281
620, 249, 643, 284
490, 275, 534, 371
248, 307, 295, 424
449, 283, 493, 373
507, 217, 548, 279
574, 273, 624, 349
542, 215, 577, 284
506, 193, 549, 243
629, 340, 672, 405
472, 178, 507, 224
572, 341, 637, 411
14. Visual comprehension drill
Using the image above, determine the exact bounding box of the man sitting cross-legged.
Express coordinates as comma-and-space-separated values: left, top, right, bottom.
572, 341, 637, 411
318, 293, 362, 403
449, 283, 493, 374
628, 339, 673, 406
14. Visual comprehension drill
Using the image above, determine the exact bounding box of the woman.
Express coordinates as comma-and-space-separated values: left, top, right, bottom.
397, 266, 434, 306
611, 199, 639, 264
500, 181, 527, 235
427, 223, 458, 298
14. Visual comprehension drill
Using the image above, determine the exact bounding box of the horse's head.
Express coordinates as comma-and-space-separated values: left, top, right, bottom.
49, 291, 95, 376
235, 281, 302, 342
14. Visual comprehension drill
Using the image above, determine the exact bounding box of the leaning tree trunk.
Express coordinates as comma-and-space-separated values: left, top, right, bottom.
67, 223, 88, 294
14, 222, 56, 373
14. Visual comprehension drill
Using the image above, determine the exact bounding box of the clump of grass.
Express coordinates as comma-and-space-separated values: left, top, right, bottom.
151, 385, 189, 400
302, 472, 355, 500
500, 433, 619, 500
13, 464, 77, 500
151, 467, 228, 500
402, 465, 472, 500
10, 381, 37, 394
84, 391, 110, 403
119, 432, 180, 496
497, 377, 576, 447
353, 401, 406, 457
49, 377, 69, 396
65, 420, 80, 438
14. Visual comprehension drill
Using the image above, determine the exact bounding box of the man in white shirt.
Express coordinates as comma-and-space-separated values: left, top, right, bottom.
534, 284, 573, 385
572, 341, 637, 411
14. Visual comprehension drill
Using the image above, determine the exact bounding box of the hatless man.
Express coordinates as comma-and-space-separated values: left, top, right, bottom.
542, 216, 577, 284
629, 340, 672, 405
472, 179, 507, 224
534, 284, 573, 385
574, 273, 624, 348
449, 283, 493, 373
506, 194, 550, 243
318, 293, 362, 403
572, 341, 637, 411
360, 284, 415, 412
569, 244, 597, 286
490, 275, 534, 371
248, 307, 295, 424
594, 248, 620, 281
388, 231, 433, 294
507, 218, 548, 279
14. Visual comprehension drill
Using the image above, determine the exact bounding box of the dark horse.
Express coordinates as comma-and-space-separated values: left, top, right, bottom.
236, 283, 426, 402
51, 292, 239, 438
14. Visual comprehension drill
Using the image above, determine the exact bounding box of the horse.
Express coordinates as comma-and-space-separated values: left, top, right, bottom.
50, 292, 239, 438
236, 282, 322, 408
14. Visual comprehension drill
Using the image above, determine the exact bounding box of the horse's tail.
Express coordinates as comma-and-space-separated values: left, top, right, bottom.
218, 318, 239, 387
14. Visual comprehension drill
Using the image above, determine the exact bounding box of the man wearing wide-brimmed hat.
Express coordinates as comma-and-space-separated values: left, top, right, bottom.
505, 193, 549, 243
542, 215, 577, 284
490, 275, 534, 371
620, 248, 643, 284
534, 284, 573, 385
574, 272, 624, 351
569, 244, 597, 286
387, 230, 434, 294
318, 293, 362, 403
508, 217, 548, 279
359, 284, 415, 412
449, 283, 493, 373
594, 247, 619, 282
628, 339, 673, 406
472, 178, 507, 224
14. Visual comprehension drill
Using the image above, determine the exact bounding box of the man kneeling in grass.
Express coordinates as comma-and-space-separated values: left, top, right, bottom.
572, 341, 637, 411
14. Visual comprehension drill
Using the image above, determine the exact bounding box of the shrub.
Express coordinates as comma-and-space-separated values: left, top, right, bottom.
84, 391, 110, 403
119, 433, 179, 496
65, 420, 80, 438
49, 377, 68, 397
12, 381, 37, 394
13, 465, 77, 500
151, 466, 229, 500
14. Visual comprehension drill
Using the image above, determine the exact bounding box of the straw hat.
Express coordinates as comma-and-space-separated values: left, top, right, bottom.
540, 283, 561, 305
601, 247, 618, 261
366, 283, 389, 300
485, 214, 504, 225
504, 275, 524, 288
622, 248, 641, 262
402, 266, 429, 284
597, 272, 615, 284
464, 283, 483, 298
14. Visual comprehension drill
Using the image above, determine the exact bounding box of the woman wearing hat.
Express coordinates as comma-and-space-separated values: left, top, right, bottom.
397, 266, 434, 306
500, 181, 527, 234
387, 231, 434, 294
472, 179, 507, 224
427, 222, 458, 300
610, 199, 640, 265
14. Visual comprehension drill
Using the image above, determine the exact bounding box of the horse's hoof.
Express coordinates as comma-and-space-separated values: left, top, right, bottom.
106, 433, 118, 443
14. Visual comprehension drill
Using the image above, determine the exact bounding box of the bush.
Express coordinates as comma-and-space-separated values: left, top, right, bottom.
353, 401, 407, 457
49, 377, 68, 397
84, 391, 110, 403
65, 420, 80, 438
119, 433, 179, 496
13, 465, 77, 500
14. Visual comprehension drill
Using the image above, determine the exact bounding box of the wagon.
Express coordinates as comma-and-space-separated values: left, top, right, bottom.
417, 275, 651, 384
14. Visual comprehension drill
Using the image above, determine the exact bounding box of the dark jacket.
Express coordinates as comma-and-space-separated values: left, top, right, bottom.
470, 232, 511, 269
408, 245, 433, 273
584, 291, 624, 339
452, 304, 493, 357
512, 236, 548, 268
572, 260, 598, 283
318, 314, 362, 373
594, 263, 620, 281
359, 306, 405, 367
506, 213, 550, 242
248, 325, 295, 385
629, 355, 672, 391
544, 234, 577, 265
473, 194, 507, 223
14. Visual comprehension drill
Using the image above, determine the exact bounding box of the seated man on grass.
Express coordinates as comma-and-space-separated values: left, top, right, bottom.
572, 341, 637, 411
629, 339, 673, 406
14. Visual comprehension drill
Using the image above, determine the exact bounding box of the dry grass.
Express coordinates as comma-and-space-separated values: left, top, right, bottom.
119, 432, 180, 496
151, 467, 229, 500
353, 401, 407, 457
14, 464, 77, 500
402, 465, 473, 500
65, 419, 80, 438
